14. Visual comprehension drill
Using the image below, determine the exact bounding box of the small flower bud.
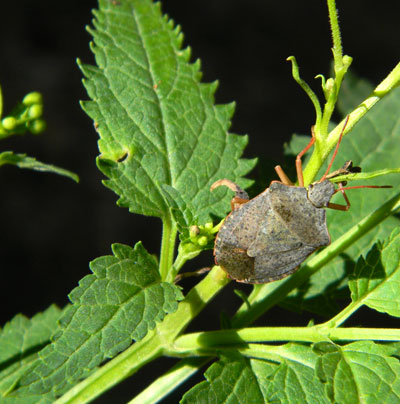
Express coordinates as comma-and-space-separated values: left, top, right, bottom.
28, 119, 46, 134
22, 92, 43, 106
342, 55, 353, 67
2, 116, 17, 130
28, 104, 43, 119
325, 78, 335, 92
204, 222, 213, 231
189, 225, 200, 238
197, 236, 208, 247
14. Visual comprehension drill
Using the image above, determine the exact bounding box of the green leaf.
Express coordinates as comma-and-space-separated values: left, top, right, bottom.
181, 345, 329, 404
0, 306, 61, 398
161, 184, 195, 240
282, 88, 400, 316
349, 227, 400, 316
0, 151, 79, 182
79, 0, 255, 224
9, 242, 183, 398
316, 341, 400, 404
180, 353, 271, 404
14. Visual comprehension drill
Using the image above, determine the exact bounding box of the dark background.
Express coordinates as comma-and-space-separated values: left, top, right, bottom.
1, 1, 399, 402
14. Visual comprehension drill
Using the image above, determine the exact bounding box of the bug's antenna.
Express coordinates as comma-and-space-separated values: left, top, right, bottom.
320, 115, 350, 182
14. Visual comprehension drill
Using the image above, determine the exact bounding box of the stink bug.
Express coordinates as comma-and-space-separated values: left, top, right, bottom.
211, 118, 390, 284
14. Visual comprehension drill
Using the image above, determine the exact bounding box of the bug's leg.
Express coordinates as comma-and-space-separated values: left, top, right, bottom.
274, 165, 293, 185
211, 179, 249, 210
328, 183, 392, 211
327, 182, 351, 211
295, 126, 316, 187
174, 267, 211, 284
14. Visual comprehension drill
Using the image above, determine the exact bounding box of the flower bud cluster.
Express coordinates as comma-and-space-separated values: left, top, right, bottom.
180, 221, 222, 257
0, 91, 46, 138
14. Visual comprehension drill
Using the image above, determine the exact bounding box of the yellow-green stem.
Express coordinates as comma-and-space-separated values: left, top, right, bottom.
326, 0, 343, 68
160, 216, 177, 281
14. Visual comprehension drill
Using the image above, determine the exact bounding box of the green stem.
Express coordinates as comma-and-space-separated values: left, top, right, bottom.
160, 215, 177, 281
173, 327, 328, 354
323, 327, 400, 341
326, 0, 343, 68
159, 266, 231, 339
320, 300, 363, 329
172, 326, 400, 355
232, 191, 400, 328
127, 357, 209, 404
126, 267, 229, 404
303, 61, 400, 185
167, 244, 197, 283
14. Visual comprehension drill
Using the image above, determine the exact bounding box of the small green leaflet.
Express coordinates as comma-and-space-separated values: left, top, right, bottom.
315, 341, 400, 404
349, 227, 400, 316
0, 151, 79, 182
7, 242, 183, 399
330, 167, 400, 184
79, 0, 255, 224
0, 305, 61, 399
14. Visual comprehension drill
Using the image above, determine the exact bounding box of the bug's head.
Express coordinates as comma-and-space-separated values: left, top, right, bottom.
307, 180, 335, 207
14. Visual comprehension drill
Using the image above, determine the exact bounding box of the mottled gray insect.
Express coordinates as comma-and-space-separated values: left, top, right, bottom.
211, 119, 388, 284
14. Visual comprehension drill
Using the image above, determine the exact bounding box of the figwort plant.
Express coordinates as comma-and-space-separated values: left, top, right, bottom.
2, 0, 400, 403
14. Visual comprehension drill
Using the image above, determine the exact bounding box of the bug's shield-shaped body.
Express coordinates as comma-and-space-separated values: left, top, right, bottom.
214, 180, 335, 283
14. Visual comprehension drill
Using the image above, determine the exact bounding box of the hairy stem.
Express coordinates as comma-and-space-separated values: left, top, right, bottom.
326, 0, 343, 68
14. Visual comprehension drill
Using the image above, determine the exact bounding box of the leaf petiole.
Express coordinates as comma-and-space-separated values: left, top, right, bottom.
160, 216, 177, 282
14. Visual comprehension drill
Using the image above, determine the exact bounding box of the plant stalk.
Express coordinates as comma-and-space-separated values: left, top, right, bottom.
326, 0, 343, 69
160, 215, 177, 282
172, 326, 400, 355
